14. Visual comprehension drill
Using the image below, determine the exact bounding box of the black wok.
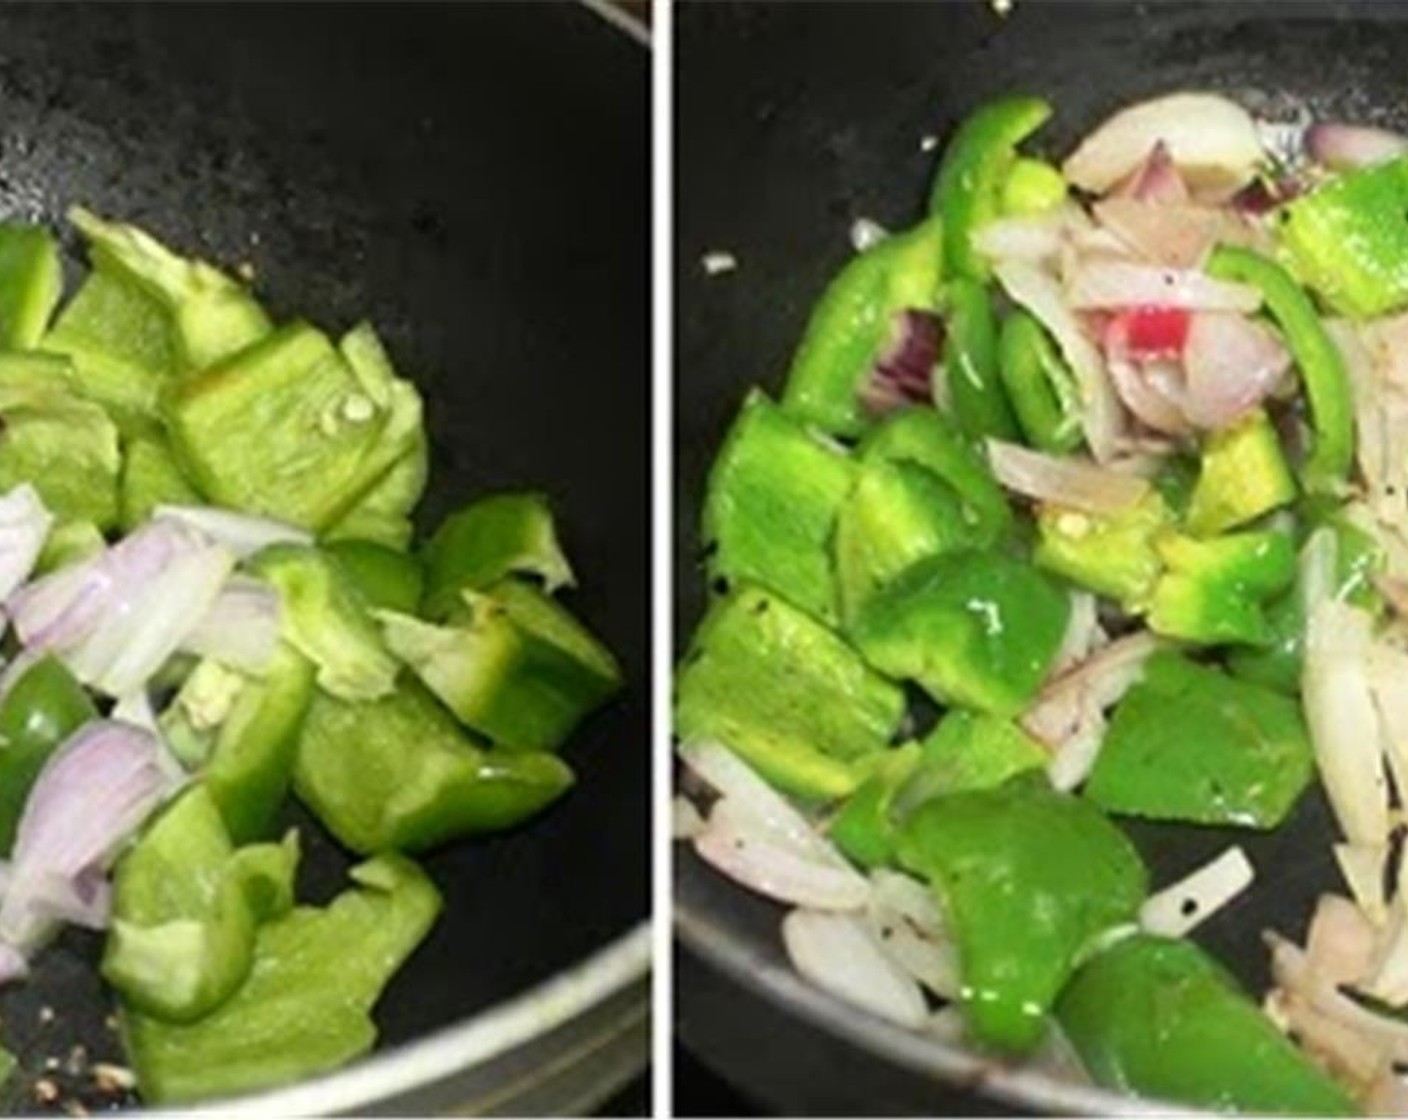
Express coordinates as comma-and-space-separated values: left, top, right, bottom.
674, 1, 1398, 1113
0, 2, 650, 1113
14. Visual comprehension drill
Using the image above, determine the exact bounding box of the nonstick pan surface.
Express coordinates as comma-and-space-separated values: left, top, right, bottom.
0, 2, 649, 1113
675, 1, 1408, 1113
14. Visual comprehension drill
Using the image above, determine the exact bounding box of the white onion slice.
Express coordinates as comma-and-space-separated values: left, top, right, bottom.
1366, 1069, 1408, 1116
973, 213, 1066, 267
1306, 894, 1381, 990
1092, 199, 1223, 269
1335, 844, 1390, 929
993, 260, 1124, 462
0, 485, 52, 603
1139, 846, 1253, 938
1065, 259, 1262, 313
1365, 904, 1408, 1008
1181, 311, 1291, 430
180, 576, 281, 675
154, 505, 311, 558
781, 909, 929, 1029
865, 869, 960, 1000
1306, 122, 1408, 171
986, 439, 1149, 516
1062, 92, 1264, 194
1051, 591, 1104, 676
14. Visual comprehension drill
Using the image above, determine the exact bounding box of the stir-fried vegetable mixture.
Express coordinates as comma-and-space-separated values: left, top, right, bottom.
676, 91, 1408, 1113
0, 209, 621, 1105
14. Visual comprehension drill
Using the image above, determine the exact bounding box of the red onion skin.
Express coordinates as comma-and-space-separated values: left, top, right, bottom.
859, 310, 943, 419
1111, 141, 1190, 204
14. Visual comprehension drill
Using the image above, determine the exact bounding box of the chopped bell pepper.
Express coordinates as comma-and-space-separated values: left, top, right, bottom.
380, 578, 621, 754
0, 384, 121, 530
250, 544, 399, 703
999, 157, 1067, 217
851, 549, 1070, 717
1185, 407, 1296, 537
1057, 934, 1356, 1114
325, 539, 424, 616
998, 309, 1083, 454
121, 853, 440, 1105
119, 433, 202, 532
1085, 652, 1314, 828
1034, 491, 1173, 610
0, 222, 61, 350
420, 491, 574, 620
675, 583, 905, 802
944, 277, 1018, 440
781, 217, 944, 439
293, 678, 574, 853
1148, 530, 1296, 646
702, 389, 856, 624
1206, 245, 1354, 494
161, 660, 248, 770
930, 95, 1053, 281
0, 656, 97, 855
898, 709, 1047, 811
829, 742, 921, 869
897, 776, 1146, 1053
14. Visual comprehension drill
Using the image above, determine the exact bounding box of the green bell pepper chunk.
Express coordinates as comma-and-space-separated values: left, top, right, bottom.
897, 709, 1047, 812
851, 549, 1070, 717
381, 579, 621, 754
998, 309, 1083, 454
1035, 492, 1172, 610
834, 457, 991, 627
675, 583, 905, 802
0, 350, 79, 395
898, 776, 1146, 1053
293, 679, 573, 854
160, 660, 248, 770
1206, 245, 1354, 494
1085, 652, 1314, 828
781, 217, 944, 439
930, 95, 1053, 281
1148, 530, 1296, 646
829, 742, 922, 870
420, 491, 574, 620
164, 322, 420, 532
325, 539, 425, 616
858, 407, 1012, 544
122, 854, 440, 1105
34, 519, 105, 576
0, 222, 61, 350
68, 207, 271, 372
119, 433, 202, 532
102, 786, 272, 1023
1058, 934, 1356, 1114
1186, 408, 1296, 536
702, 389, 856, 625
1277, 154, 1408, 319
0, 656, 97, 855
250, 544, 400, 702
944, 277, 1018, 440
999, 158, 1067, 217
0, 384, 121, 530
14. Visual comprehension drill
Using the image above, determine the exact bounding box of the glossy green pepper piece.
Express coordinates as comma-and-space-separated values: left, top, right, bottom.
829, 742, 921, 869
122, 854, 440, 1105
944, 277, 1018, 440
1058, 934, 1356, 1114
1148, 530, 1296, 646
119, 433, 202, 532
326, 539, 425, 616
781, 217, 943, 439
1206, 245, 1354, 494
898, 776, 1146, 1053
381, 579, 621, 754
420, 491, 574, 620
294, 678, 574, 853
0, 656, 97, 855
897, 709, 1047, 813
1186, 408, 1296, 537
851, 549, 1070, 717
1086, 652, 1314, 828
859, 407, 1012, 544
675, 583, 905, 802
702, 389, 856, 624
930, 95, 1053, 281
1278, 155, 1408, 319
998, 309, 1083, 454
999, 157, 1067, 217
1034, 491, 1172, 610
0, 384, 121, 530
0, 222, 61, 350
834, 457, 991, 627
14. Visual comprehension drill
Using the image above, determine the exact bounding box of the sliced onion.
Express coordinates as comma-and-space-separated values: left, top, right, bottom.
0, 485, 52, 603
1306, 122, 1408, 171
849, 217, 889, 253
1066, 259, 1262, 314
1303, 600, 1391, 847
781, 908, 929, 1029
1092, 199, 1223, 269
1181, 311, 1291, 430
1139, 846, 1254, 938
993, 260, 1124, 462
180, 575, 281, 675
858, 310, 942, 420
1103, 313, 1192, 436
986, 439, 1149, 516
1307, 894, 1382, 990
154, 505, 312, 558
973, 213, 1067, 267
1365, 1068, 1408, 1116
1062, 92, 1264, 195
1366, 904, 1408, 1008
865, 869, 960, 1000
671, 796, 705, 841
0, 721, 172, 953
1051, 591, 1105, 676
1110, 141, 1191, 203
1336, 844, 1390, 928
